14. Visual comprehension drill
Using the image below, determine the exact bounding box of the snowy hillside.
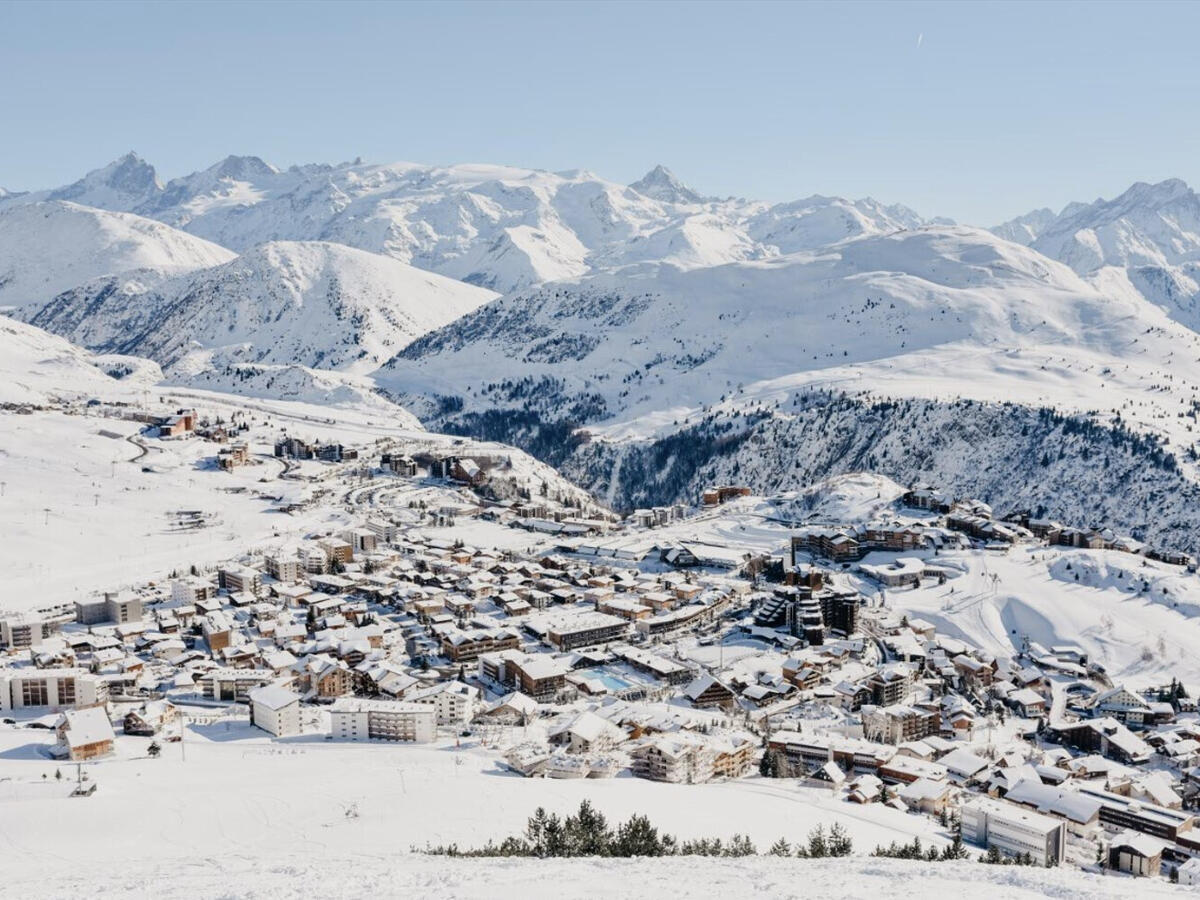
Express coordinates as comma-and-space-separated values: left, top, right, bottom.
562, 394, 1200, 551
28, 240, 498, 373
168, 355, 425, 425
0, 200, 234, 312
378, 224, 1196, 429
0, 314, 160, 405
1, 154, 944, 294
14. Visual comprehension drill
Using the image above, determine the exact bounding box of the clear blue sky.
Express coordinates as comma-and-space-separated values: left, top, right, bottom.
2, 0, 1198, 224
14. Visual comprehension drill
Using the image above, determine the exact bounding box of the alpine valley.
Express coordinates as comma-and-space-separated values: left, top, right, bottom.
7, 154, 1200, 550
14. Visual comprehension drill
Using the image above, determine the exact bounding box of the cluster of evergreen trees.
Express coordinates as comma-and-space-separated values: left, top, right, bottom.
980, 845, 1043, 866
871, 834, 969, 862
420, 801, 853, 859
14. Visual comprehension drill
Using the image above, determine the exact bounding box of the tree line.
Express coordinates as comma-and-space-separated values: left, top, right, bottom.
419, 800, 853, 859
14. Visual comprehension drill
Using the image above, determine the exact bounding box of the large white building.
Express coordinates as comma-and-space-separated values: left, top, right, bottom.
408, 680, 477, 726
0, 668, 108, 711
171, 576, 218, 605
329, 698, 436, 743
248, 684, 302, 737
961, 797, 1065, 866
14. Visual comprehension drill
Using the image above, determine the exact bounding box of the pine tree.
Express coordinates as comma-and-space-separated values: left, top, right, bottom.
828, 823, 853, 857
614, 814, 665, 857
807, 825, 828, 858
564, 800, 611, 857
768, 838, 791, 856
525, 807, 549, 857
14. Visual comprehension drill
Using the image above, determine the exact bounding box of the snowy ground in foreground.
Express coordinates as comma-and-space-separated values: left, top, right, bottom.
11, 852, 1187, 899
0, 723, 949, 877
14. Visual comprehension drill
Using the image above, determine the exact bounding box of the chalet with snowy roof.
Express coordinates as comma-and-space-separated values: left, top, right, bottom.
157, 410, 195, 438
898, 777, 954, 815
481, 691, 540, 723
1108, 831, 1166, 877
804, 760, 847, 790
54, 706, 116, 761
1007, 687, 1048, 718
1091, 686, 1173, 727
548, 710, 625, 754
630, 734, 718, 784
683, 674, 736, 711
901, 485, 954, 513
946, 512, 1028, 544
122, 699, 178, 736
450, 458, 486, 486
440, 626, 520, 663
1054, 717, 1152, 765
479, 650, 569, 702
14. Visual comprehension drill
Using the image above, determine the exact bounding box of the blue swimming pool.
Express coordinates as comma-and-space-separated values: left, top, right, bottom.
595, 672, 633, 692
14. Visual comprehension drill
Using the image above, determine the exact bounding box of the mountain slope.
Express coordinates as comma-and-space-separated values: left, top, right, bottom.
0, 200, 235, 313
0, 314, 161, 405
28, 240, 498, 373
377, 225, 1176, 426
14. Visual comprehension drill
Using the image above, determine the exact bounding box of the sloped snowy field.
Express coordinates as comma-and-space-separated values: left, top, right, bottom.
12, 855, 1189, 899
0, 725, 1181, 899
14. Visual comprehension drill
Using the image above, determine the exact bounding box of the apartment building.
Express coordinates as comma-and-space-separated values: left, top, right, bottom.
329, 698, 436, 743
961, 798, 1065, 866
0, 668, 108, 711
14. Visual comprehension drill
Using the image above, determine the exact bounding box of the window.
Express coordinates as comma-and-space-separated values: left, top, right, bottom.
59, 678, 76, 706
21, 679, 48, 706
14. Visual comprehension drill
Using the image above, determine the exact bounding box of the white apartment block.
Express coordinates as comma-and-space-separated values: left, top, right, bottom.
219, 566, 262, 598
961, 798, 1065, 866
0, 613, 52, 650
248, 684, 302, 737
366, 518, 398, 543
329, 698, 436, 743
171, 576, 217, 605
0, 668, 108, 711
264, 553, 303, 584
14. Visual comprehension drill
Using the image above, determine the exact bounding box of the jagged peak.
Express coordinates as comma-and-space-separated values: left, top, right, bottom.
630, 164, 704, 204
208, 155, 279, 180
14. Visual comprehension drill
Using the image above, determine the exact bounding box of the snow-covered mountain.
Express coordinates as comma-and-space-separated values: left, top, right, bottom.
1, 154, 944, 295
28, 240, 497, 374
991, 179, 1200, 332
628, 164, 706, 204
1031, 178, 1200, 273
44, 151, 163, 211
378, 224, 1185, 426
0, 200, 234, 312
